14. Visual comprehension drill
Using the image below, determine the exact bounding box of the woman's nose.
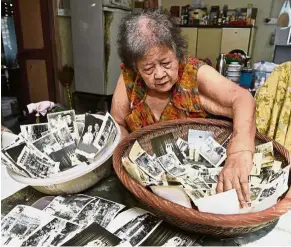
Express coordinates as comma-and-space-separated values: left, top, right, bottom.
154, 65, 166, 79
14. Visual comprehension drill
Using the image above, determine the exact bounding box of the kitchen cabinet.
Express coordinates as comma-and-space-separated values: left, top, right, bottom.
220, 28, 251, 54
196, 28, 222, 66
180, 26, 256, 67
181, 27, 198, 57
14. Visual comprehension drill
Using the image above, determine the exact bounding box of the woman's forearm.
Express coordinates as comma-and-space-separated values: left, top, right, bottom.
227, 90, 256, 154
119, 124, 129, 140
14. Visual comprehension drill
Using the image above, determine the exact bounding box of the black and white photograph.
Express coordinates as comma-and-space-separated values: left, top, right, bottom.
140, 222, 200, 246
48, 143, 89, 171
20, 123, 49, 142
1, 152, 31, 177
176, 138, 189, 158
17, 146, 59, 178
21, 217, 79, 247
157, 153, 186, 177
4, 141, 26, 163
250, 187, 263, 201
202, 174, 218, 184
151, 133, 186, 164
93, 113, 117, 150
52, 126, 75, 148
76, 122, 85, 137
1, 205, 53, 246
184, 188, 205, 201
44, 194, 95, 221
199, 136, 227, 167
73, 198, 125, 229
33, 133, 62, 156
47, 110, 76, 133
134, 152, 165, 180
94, 199, 125, 228
188, 129, 214, 149
113, 213, 162, 247
258, 187, 277, 201
63, 222, 121, 246
76, 114, 103, 159
183, 177, 210, 190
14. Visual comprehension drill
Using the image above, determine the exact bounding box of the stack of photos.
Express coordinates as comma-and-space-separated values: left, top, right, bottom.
2, 195, 200, 247
76, 113, 117, 159
122, 130, 290, 214
1, 111, 118, 178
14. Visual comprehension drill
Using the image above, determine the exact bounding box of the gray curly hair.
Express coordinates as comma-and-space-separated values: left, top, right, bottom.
117, 10, 187, 69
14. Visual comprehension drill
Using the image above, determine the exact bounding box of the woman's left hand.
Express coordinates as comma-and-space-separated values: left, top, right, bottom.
216, 151, 253, 208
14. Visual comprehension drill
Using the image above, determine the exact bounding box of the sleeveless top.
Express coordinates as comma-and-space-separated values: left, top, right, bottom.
122, 56, 207, 132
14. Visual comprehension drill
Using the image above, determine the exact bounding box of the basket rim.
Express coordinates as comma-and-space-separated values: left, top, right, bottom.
113, 118, 291, 228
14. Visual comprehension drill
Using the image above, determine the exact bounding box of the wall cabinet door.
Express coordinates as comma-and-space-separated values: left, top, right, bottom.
221, 28, 251, 54
196, 28, 222, 66
181, 28, 198, 57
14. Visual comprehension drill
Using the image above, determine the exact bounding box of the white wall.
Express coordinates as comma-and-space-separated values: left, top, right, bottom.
162, 0, 286, 63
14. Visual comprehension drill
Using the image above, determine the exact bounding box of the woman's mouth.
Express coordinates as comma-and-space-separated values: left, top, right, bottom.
155, 81, 169, 86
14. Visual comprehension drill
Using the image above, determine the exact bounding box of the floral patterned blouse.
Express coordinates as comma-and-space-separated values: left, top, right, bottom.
255, 62, 291, 152
121, 57, 207, 132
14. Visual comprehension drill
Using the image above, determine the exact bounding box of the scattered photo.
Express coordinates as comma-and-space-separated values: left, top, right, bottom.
47, 110, 76, 133
93, 113, 117, 150
188, 129, 214, 149
33, 133, 62, 156
20, 217, 79, 247
134, 152, 165, 180
73, 198, 125, 229
250, 187, 263, 201
4, 142, 26, 163
140, 222, 200, 246
49, 143, 90, 171
52, 126, 74, 148
157, 153, 186, 177
63, 222, 121, 246
251, 153, 263, 176
176, 138, 189, 158
255, 142, 275, 165
1, 205, 53, 246
20, 123, 49, 142
202, 174, 218, 184
44, 194, 95, 221
199, 137, 226, 167
151, 133, 186, 164
184, 188, 205, 202
107, 208, 161, 246
221, 133, 232, 149
258, 187, 277, 201
76, 122, 85, 137
1, 152, 31, 177
76, 114, 103, 159
13, 144, 58, 178
183, 177, 210, 190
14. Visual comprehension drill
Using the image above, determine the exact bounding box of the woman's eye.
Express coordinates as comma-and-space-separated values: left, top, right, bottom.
162, 62, 171, 67
143, 67, 154, 72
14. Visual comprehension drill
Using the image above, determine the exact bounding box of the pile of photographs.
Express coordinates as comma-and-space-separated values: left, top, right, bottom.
1, 194, 200, 247
1, 110, 118, 179
122, 130, 290, 214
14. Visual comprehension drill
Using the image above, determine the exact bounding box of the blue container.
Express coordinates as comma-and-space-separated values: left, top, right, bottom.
239, 69, 253, 89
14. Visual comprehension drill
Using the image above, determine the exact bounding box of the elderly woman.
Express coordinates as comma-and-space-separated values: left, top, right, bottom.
111, 11, 256, 207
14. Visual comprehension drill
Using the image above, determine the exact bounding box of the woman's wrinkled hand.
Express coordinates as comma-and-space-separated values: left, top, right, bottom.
216, 151, 253, 208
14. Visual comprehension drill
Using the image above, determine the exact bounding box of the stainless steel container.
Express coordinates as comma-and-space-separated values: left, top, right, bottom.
216, 53, 226, 76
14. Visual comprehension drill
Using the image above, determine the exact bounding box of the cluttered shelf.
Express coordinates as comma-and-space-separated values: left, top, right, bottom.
180, 25, 256, 28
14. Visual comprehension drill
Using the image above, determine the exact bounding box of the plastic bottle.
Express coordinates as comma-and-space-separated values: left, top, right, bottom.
254, 61, 267, 89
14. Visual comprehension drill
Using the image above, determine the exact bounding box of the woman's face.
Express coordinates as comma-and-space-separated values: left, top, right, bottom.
136, 46, 179, 93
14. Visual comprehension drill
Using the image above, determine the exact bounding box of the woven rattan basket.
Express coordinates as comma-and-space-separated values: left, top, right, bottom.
113, 119, 291, 237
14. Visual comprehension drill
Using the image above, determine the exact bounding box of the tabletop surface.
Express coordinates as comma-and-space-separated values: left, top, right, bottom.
1, 171, 290, 246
